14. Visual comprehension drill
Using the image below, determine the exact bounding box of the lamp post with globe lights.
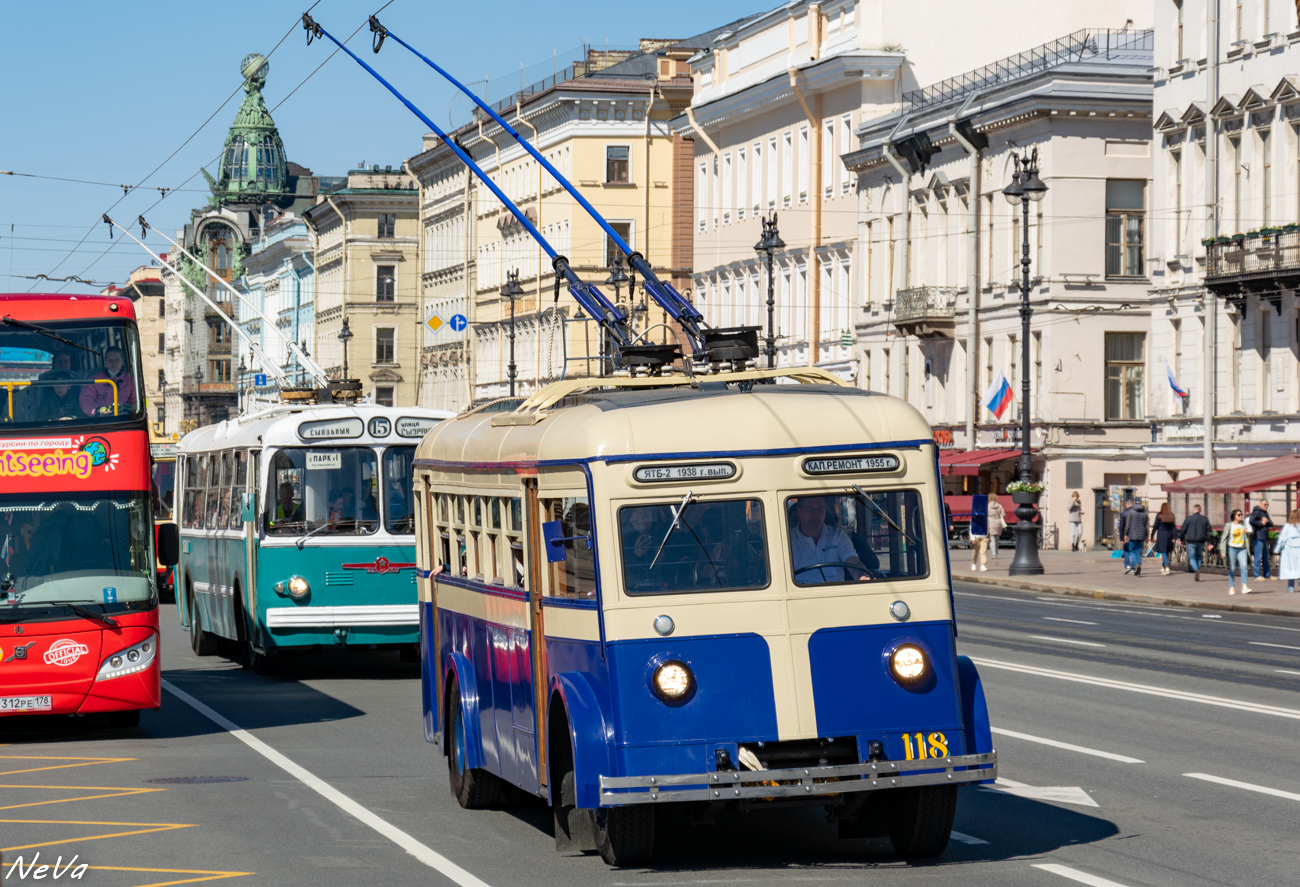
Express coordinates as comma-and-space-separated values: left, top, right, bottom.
754, 213, 785, 368
501, 270, 524, 396
1001, 146, 1047, 576
604, 255, 630, 377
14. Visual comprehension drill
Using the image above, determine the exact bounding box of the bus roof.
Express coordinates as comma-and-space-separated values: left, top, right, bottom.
179, 403, 456, 453
0, 292, 138, 322
415, 371, 934, 468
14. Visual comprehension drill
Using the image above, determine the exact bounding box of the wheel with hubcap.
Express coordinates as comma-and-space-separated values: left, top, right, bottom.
592, 806, 655, 867
188, 583, 218, 656
446, 680, 502, 809
886, 785, 958, 858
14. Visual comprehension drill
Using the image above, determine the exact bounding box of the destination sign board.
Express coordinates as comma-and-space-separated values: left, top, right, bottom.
306, 451, 342, 470
802, 454, 900, 475
298, 418, 364, 440
396, 416, 440, 439
633, 462, 736, 483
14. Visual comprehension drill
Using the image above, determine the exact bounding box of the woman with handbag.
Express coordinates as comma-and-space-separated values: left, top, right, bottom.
987, 495, 1006, 559
1224, 509, 1253, 595
1151, 503, 1178, 576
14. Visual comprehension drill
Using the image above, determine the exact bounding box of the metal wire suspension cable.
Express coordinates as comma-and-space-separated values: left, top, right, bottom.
302, 12, 631, 349
367, 15, 706, 353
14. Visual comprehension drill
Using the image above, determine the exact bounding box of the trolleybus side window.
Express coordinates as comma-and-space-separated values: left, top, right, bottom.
264, 448, 379, 536
505, 497, 525, 588
214, 452, 233, 530
382, 447, 416, 535
186, 454, 208, 530
230, 450, 248, 528
618, 498, 769, 595
542, 497, 595, 599
785, 490, 928, 586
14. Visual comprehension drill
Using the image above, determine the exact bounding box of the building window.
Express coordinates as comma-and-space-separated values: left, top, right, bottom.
721, 152, 732, 224
1230, 137, 1242, 230
1175, 0, 1184, 58
208, 359, 231, 384
208, 321, 231, 347
1105, 180, 1145, 277
378, 213, 396, 238
604, 221, 632, 269
782, 131, 793, 207
606, 145, 630, 183
156, 402, 165, 424
158, 369, 166, 389
1104, 332, 1145, 420
766, 137, 777, 210
376, 265, 395, 301
159, 299, 165, 317
375, 328, 395, 364
1261, 308, 1273, 411
158, 333, 165, 354
375, 386, 394, 407
1261, 129, 1273, 227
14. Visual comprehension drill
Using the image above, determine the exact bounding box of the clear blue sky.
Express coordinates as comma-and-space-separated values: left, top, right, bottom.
0, 0, 763, 294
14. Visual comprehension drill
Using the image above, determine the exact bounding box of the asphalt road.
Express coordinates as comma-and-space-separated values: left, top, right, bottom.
3, 584, 1299, 887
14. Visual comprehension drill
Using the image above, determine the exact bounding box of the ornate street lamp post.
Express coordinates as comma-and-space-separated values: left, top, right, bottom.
754, 213, 785, 368
338, 316, 354, 381
501, 270, 524, 396
238, 354, 247, 413
1001, 146, 1048, 576
604, 254, 629, 378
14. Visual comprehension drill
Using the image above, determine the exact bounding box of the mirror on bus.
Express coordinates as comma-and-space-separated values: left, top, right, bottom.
157, 522, 180, 567
541, 520, 567, 563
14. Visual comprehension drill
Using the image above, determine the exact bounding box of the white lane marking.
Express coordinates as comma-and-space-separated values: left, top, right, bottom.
1249, 641, 1300, 651
949, 830, 988, 845
983, 778, 1098, 808
1184, 772, 1300, 803
1043, 617, 1099, 626
990, 727, 1143, 764
1031, 635, 1106, 648
971, 657, 1300, 722
966, 588, 1300, 632
1276, 669, 1300, 676
1202, 614, 1222, 619
1033, 863, 1133, 886
162, 680, 490, 887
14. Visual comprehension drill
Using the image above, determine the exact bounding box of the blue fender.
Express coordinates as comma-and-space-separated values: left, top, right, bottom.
552, 672, 615, 809
956, 655, 995, 781
419, 605, 437, 744
444, 651, 485, 770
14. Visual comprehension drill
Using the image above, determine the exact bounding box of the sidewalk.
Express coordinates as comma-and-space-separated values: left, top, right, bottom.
954, 546, 1300, 617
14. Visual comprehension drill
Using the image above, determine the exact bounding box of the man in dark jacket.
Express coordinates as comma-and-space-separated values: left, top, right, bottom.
1120, 499, 1149, 576
1249, 501, 1274, 581
1180, 504, 1211, 581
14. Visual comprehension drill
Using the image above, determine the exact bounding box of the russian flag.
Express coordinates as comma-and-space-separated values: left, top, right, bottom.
1167, 361, 1189, 399
983, 370, 1014, 420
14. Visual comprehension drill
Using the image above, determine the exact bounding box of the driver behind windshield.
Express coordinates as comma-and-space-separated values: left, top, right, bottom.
271, 482, 303, 526
80, 346, 136, 417
789, 496, 872, 583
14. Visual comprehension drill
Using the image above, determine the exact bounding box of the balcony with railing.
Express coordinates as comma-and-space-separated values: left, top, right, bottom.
1205, 229, 1300, 308
892, 286, 958, 339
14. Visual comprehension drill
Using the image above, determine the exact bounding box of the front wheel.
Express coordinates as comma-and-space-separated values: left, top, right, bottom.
886, 785, 958, 858
593, 806, 655, 867
447, 680, 502, 809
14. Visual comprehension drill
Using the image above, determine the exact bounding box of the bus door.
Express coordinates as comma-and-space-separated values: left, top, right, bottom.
524, 479, 548, 792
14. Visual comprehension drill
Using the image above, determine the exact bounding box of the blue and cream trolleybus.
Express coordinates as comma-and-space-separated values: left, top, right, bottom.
412, 367, 996, 866
177, 403, 452, 671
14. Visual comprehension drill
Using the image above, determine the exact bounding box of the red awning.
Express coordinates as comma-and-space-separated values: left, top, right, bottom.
938, 448, 1028, 476
1161, 454, 1300, 495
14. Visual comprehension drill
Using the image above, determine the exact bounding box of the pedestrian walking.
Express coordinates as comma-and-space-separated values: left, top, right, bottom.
1119, 498, 1149, 576
1274, 509, 1300, 594
1151, 503, 1178, 575
970, 497, 990, 572
1068, 491, 1084, 551
987, 495, 1006, 559
1224, 509, 1253, 595
1249, 499, 1275, 582
1179, 503, 1211, 582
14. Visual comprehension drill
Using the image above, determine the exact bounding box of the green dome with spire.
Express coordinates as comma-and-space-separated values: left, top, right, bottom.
202, 52, 290, 206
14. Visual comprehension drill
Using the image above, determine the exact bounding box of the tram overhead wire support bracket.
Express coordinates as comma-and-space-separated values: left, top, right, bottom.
302, 12, 322, 44
369, 15, 387, 53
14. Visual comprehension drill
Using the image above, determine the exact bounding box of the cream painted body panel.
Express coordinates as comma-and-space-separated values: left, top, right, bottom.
541, 606, 601, 642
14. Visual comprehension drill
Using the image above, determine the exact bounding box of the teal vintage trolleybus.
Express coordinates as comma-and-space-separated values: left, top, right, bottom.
177, 403, 452, 671
412, 369, 997, 866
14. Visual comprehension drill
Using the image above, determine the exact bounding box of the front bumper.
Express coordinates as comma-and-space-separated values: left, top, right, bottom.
598, 751, 996, 806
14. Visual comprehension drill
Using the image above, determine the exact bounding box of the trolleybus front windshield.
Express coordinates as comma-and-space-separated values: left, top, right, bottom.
0, 319, 144, 426
786, 490, 928, 586
0, 492, 155, 609
264, 447, 379, 536
619, 498, 769, 594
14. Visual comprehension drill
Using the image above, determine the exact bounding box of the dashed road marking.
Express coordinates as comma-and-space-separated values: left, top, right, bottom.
1030, 635, 1106, 648
990, 727, 1143, 763
1184, 772, 1300, 803
163, 679, 491, 887
1043, 617, 1099, 626
1033, 863, 1133, 886
949, 830, 988, 845
1275, 669, 1300, 676
1249, 641, 1300, 651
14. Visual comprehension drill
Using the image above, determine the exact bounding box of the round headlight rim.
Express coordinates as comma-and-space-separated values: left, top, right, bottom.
650, 658, 695, 704
286, 575, 311, 599
888, 642, 929, 685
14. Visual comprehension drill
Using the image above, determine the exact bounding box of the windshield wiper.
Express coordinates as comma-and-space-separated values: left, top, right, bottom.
852, 484, 920, 547
27, 600, 118, 627
0, 316, 99, 355
649, 491, 695, 571
296, 521, 334, 550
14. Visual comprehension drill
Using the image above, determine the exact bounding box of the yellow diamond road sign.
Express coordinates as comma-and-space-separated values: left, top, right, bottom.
426, 313, 444, 332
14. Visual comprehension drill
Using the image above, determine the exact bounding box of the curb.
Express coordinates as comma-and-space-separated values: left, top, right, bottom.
959, 573, 1300, 619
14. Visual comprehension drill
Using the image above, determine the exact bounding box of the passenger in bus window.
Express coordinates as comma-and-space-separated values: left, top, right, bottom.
80, 347, 136, 417
789, 496, 872, 584
34, 370, 82, 421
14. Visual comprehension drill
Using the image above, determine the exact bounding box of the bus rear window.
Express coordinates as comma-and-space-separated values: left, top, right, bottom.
619, 498, 769, 595
786, 491, 928, 586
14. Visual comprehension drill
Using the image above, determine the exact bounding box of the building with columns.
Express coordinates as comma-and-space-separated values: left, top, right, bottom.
1146, 0, 1300, 523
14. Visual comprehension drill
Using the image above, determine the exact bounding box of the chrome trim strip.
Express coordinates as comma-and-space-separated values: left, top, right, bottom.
265, 604, 419, 628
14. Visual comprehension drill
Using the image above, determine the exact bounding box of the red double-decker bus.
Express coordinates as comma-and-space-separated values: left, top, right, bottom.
0, 293, 177, 728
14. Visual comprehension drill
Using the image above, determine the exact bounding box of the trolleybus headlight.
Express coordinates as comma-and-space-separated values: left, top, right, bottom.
286, 576, 310, 599
97, 633, 158, 681
889, 644, 928, 685
651, 660, 694, 702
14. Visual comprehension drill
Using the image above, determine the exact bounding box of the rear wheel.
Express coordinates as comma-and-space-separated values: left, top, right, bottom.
593, 806, 655, 867
106, 709, 141, 729
188, 582, 218, 657
886, 785, 958, 858
447, 680, 502, 809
